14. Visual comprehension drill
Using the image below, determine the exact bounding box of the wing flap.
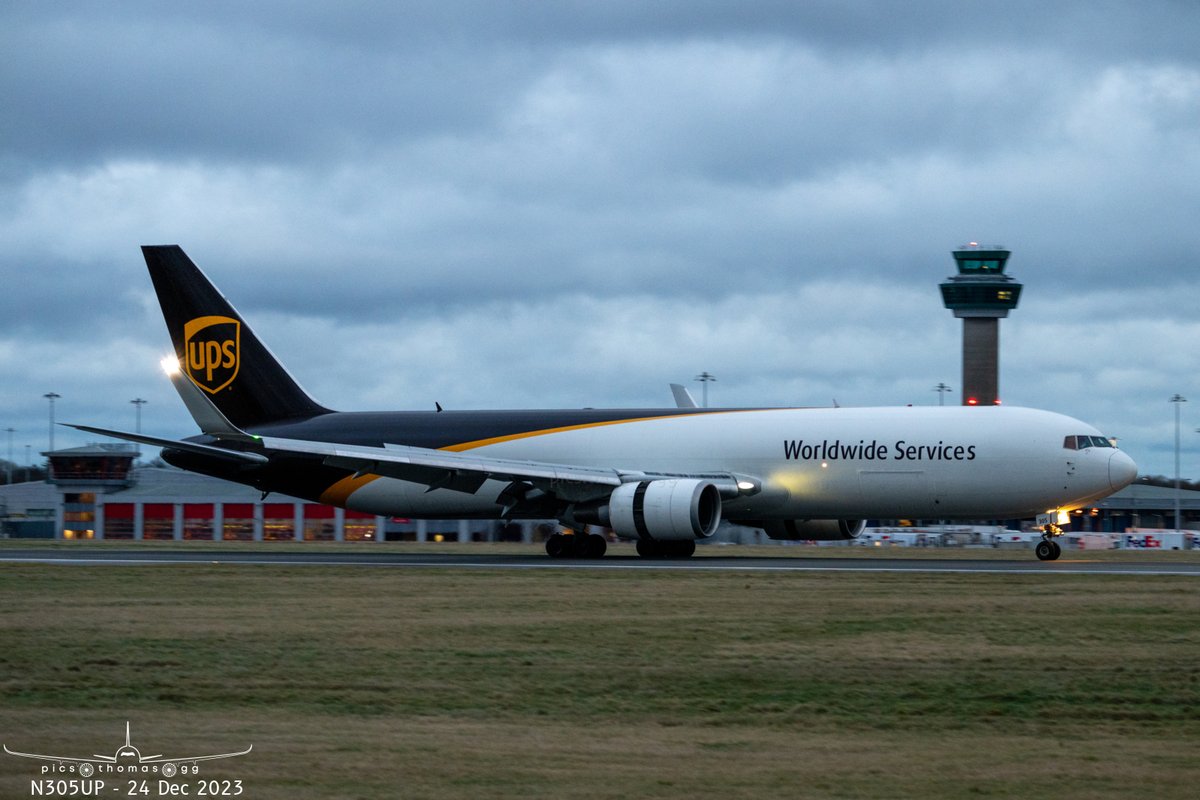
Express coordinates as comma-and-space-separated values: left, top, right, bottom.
260, 436, 624, 496
322, 455, 492, 494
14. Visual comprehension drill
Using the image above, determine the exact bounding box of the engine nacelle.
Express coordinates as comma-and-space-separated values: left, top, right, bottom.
608, 479, 722, 541
759, 518, 866, 541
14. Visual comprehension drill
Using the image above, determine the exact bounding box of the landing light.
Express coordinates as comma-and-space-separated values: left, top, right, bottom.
736, 480, 756, 492
1044, 509, 1071, 526
160, 356, 181, 376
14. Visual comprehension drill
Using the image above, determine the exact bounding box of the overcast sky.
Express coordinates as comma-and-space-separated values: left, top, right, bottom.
1, 1, 1197, 480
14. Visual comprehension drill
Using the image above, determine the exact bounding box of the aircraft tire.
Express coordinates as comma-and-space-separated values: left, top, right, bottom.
668, 539, 696, 558
546, 532, 570, 558
1035, 539, 1057, 561
584, 533, 608, 558
636, 539, 661, 558
1050, 540, 1062, 560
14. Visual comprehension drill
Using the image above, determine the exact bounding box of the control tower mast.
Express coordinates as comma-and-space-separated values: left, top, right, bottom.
938, 244, 1022, 406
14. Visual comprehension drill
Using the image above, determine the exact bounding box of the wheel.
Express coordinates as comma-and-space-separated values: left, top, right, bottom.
1035, 539, 1056, 561
636, 539, 661, 558
1050, 540, 1062, 560
545, 532, 570, 558
666, 539, 696, 558
585, 533, 608, 558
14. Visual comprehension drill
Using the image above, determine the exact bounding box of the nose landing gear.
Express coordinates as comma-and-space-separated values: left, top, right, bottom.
1035, 525, 1063, 561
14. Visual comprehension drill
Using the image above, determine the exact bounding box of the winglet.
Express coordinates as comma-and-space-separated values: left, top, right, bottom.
670, 383, 699, 409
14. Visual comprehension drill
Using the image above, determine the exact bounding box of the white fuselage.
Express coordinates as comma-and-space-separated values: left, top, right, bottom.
339, 406, 1136, 522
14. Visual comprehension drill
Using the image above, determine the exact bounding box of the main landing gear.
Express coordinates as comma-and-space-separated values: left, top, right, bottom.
545, 530, 608, 559
635, 539, 696, 558
543, 530, 699, 559
1035, 525, 1063, 561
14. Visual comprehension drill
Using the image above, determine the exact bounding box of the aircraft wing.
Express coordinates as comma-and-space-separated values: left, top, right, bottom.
260, 436, 630, 500
71, 364, 749, 502
141, 745, 253, 764
2, 745, 115, 764
258, 436, 750, 502
67, 422, 747, 503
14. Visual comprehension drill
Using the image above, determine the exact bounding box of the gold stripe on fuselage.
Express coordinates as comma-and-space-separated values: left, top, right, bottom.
320, 472, 380, 505
319, 409, 744, 502
439, 411, 734, 452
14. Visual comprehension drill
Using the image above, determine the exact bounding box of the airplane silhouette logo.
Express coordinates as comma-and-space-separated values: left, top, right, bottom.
4, 722, 252, 778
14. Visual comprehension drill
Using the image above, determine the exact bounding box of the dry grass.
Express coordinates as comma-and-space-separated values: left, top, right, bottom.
1, 561, 1198, 798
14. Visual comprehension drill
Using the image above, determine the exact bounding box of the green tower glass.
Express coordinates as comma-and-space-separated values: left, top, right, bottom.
939, 244, 1022, 406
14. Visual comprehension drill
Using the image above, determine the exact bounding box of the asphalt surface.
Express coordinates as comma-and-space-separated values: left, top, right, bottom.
2, 548, 1199, 575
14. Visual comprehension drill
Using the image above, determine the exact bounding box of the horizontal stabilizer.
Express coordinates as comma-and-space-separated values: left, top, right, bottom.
165, 361, 258, 443
63, 423, 268, 465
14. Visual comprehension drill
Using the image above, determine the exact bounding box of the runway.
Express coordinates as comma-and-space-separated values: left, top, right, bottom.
2, 548, 1199, 575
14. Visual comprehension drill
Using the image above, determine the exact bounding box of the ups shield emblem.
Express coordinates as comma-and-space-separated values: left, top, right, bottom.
183, 315, 240, 394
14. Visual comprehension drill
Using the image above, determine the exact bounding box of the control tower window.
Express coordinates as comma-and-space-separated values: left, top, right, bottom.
960, 259, 1001, 272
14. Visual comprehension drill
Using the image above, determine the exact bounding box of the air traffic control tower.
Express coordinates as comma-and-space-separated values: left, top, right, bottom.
939, 244, 1022, 406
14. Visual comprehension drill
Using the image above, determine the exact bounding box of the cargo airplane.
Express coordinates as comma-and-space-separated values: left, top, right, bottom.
71, 246, 1137, 561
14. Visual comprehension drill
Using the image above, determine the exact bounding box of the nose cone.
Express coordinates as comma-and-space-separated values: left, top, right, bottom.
1108, 450, 1138, 491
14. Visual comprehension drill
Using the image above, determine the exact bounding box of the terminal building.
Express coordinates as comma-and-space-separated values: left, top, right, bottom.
0, 444, 542, 543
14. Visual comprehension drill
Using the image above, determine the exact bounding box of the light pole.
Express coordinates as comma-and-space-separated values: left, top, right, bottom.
1170, 394, 1187, 531
4, 427, 13, 485
43, 392, 61, 454
694, 372, 717, 409
131, 398, 147, 434
933, 383, 952, 406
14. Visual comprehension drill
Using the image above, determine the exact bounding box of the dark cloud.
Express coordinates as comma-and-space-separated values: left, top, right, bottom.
1, 1, 1198, 477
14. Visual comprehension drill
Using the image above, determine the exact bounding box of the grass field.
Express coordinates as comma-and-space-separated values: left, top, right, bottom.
2, 546, 1198, 798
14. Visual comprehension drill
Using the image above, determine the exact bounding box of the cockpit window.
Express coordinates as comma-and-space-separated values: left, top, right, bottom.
1064, 435, 1115, 450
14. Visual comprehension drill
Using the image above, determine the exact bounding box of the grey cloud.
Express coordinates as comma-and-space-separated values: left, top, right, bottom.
1, 1, 1198, 478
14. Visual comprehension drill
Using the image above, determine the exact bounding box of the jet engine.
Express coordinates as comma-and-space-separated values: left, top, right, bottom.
607, 479, 723, 541
758, 518, 865, 541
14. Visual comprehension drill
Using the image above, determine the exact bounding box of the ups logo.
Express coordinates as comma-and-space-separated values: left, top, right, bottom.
183, 315, 240, 394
